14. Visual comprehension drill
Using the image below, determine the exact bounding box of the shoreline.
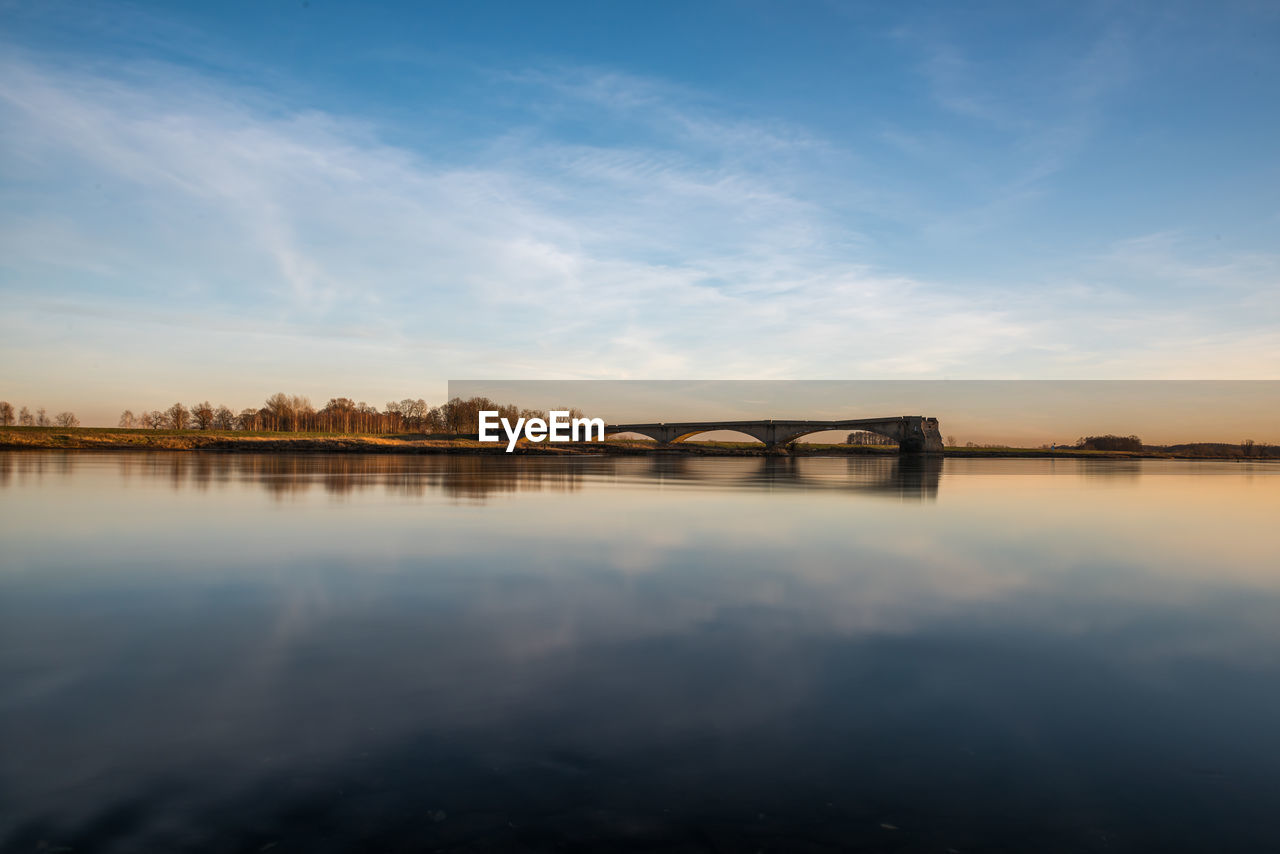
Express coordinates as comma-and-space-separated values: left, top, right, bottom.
0, 428, 1274, 460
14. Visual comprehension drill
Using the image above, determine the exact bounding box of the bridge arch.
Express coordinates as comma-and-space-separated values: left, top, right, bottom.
669, 428, 770, 445
773, 425, 900, 447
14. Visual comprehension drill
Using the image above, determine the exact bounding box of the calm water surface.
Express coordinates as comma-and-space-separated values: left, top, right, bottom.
1, 452, 1278, 852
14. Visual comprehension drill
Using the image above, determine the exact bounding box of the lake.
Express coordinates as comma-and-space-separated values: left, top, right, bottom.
2, 452, 1278, 852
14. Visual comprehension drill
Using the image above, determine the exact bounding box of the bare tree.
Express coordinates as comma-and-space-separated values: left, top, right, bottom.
946, 434, 956, 447
264, 392, 294, 431
400, 398, 427, 430
139, 411, 154, 429
55, 411, 79, 428
36, 408, 50, 427
18, 406, 33, 426
292, 395, 315, 431
321, 398, 356, 432
191, 401, 215, 430
149, 410, 168, 429
425, 405, 445, 433
0, 401, 13, 426
213, 405, 235, 430
258, 392, 314, 430
236, 408, 260, 431
119, 409, 136, 428
167, 402, 190, 430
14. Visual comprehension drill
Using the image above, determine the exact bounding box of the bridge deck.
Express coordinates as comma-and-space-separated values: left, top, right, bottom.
602, 416, 944, 454
605, 417, 921, 430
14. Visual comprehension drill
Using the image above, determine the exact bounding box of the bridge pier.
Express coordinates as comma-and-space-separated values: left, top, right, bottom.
897, 417, 945, 454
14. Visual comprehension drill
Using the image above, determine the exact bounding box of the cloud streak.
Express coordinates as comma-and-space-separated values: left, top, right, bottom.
0, 40, 1276, 422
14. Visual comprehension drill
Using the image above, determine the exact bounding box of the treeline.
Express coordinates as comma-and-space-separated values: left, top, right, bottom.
1161, 440, 1279, 459
114, 394, 583, 435
845, 431, 888, 445
0, 402, 78, 428
1075, 434, 1143, 451
1067, 435, 1276, 456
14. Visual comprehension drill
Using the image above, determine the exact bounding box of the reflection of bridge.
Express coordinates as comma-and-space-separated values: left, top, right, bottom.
636, 456, 943, 500
604, 416, 944, 453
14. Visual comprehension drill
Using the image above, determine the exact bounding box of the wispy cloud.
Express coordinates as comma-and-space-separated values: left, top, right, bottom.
0, 37, 1277, 422
886, 16, 1133, 226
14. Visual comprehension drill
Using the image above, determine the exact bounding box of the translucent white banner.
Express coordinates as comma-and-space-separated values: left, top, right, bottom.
447, 380, 1279, 446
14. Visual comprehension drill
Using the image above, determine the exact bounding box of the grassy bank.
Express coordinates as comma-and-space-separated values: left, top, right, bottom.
1, 427, 1274, 460
0, 426, 572, 454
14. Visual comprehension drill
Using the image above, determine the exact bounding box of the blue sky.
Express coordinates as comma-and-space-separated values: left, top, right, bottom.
1, 0, 1278, 423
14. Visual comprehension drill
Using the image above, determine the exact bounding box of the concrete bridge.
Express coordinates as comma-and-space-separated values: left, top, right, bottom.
604, 416, 944, 453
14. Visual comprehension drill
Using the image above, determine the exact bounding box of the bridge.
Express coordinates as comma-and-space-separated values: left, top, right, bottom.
603, 416, 944, 453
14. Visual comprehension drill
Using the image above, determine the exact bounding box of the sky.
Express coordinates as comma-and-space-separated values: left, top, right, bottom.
1, 0, 1278, 428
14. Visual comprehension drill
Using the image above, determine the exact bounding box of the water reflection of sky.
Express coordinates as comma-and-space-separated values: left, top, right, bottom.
2, 453, 1278, 852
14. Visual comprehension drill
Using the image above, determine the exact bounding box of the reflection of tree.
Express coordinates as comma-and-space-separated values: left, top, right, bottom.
0, 453, 54, 485
431, 456, 586, 500
4, 452, 942, 502
118, 454, 592, 501
1077, 459, 1142, 481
